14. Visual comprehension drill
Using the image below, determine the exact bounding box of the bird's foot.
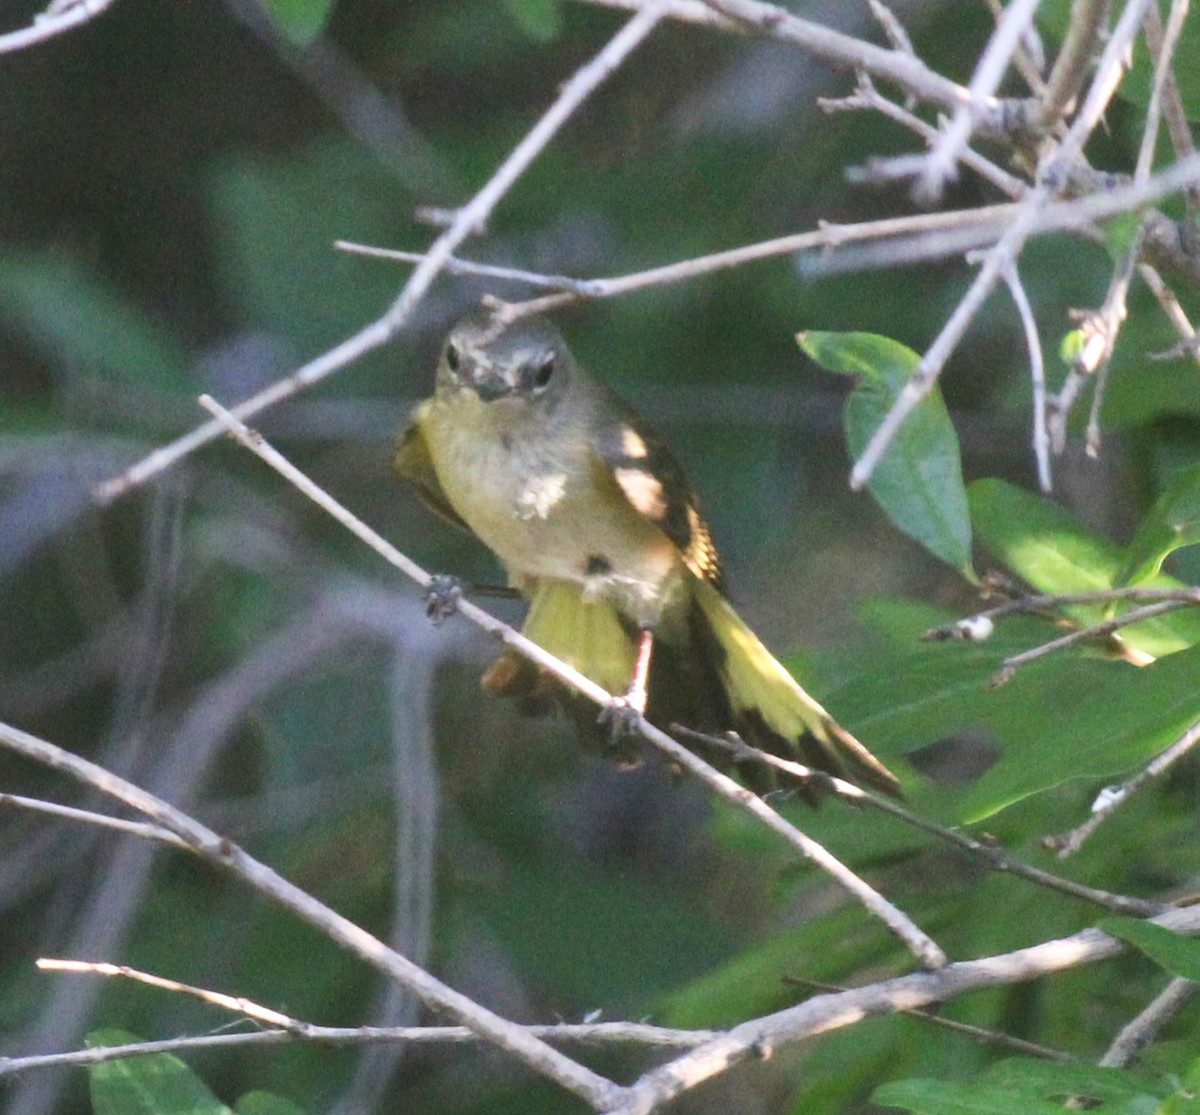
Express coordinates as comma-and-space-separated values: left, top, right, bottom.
598, 696, 644, 744
425, 574, 463, 625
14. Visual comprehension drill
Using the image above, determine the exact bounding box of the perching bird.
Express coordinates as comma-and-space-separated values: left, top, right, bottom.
394, 309, 901, 797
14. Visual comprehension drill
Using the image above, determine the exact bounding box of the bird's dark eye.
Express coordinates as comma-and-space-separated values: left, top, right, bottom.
533, 354, 555, 389
445, 342, 460, 372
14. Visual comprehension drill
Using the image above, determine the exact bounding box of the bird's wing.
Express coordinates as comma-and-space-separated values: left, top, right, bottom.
393, 403, 472, 533
593, 397, 725, 592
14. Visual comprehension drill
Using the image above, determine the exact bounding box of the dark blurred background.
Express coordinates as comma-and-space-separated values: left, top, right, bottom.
0, 1, 1189, 1113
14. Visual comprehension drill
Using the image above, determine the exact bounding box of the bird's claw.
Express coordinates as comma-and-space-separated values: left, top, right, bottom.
598, 697, 643, 745
426, 574, 463, 625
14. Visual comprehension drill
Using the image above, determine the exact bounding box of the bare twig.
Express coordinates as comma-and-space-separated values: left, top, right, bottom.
789, 977, 1074, 1061
341, 150, 1200, 329
0, 794, 186, 848
913, 0, 1042, 202
1099, 977, 1198, 1067
0, 721, 624, 1109
989, 598, 1195, 686
848, 0, 1160, 492
0, 0, 116, 54
672, 725, 1166, 918
996, 259, 1051, 491
1039, 0, 1109, 126
198, 395, 947, 971
1139, 263, 1200, 366
603, 904, 1200, 1115
924, 587, 1200, 639
37, 959, 307, 1033
983, 0, 1047, 96
825, 74, 1029, 199
1, 1022, 718, 1078
1048, 715, 1200, 857
333, 241, 588, 292
93, 4, 667, 505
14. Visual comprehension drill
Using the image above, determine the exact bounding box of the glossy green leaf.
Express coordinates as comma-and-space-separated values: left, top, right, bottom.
969, 479, 1200, 657
87, 1029, 232, 1115
1119, 462, 1200, 584
800, 331, 973, 575
256, 0, 334, 44
1100, 918, 1200, 983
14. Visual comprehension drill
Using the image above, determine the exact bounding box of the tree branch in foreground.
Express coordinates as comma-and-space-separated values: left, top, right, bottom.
0, 720, 624, 1109
603, 904, 1200, 1115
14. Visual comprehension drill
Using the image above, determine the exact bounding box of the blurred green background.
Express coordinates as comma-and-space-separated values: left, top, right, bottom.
2, 1, 1199, 1113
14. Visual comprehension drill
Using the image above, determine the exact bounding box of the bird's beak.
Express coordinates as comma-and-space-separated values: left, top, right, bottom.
470, 362, 516, 402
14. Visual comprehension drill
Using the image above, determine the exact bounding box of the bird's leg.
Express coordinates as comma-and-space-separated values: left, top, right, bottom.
627, 625, 654, 716
425, 575, 522, 624
598, 625, 654, 742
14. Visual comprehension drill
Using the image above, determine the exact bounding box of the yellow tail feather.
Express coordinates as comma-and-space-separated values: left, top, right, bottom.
692, 579, 902, 797
522, 580, 636, 698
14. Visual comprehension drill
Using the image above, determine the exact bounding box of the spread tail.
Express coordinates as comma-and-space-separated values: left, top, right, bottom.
691, 579, 902, 797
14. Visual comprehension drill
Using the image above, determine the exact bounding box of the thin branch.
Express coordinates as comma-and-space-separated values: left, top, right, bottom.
1039, 0, 1109, 126
989, 598, 1194, 686
983, 0, 1047, 97
672, 725, 1166, 918
788, 977, 1075, 1061
1069, 0, 1188, 457
849, 0, 1160, 492
687, 0, 976, 118
1048, 715, 1200, 857
603, 904, 1200, 1115
334, 241, 588, 292
1139, 262, 1200, 366
93, 3, 667, 505
0, 1021, 717, 1078
198, 395, 947, 971
1142, 0, 1199, 223
37, 959, 306, 1033
0, 793, 186, 848
822, 74, 1029, 199
913, 0, 1042, 202
1099, 977, 1198, 1067
0, 721, 624, 1109
0, 0, 116, 54
924, 587, 1200, 640
996, 259, 1051, 491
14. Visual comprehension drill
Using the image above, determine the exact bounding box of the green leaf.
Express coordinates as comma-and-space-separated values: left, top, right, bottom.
235, 1091, 309, 1115
502, 0, 563, 41
969, 479, 1200, 657
255, 0, 334, 45
952, 643, 1200, 822
1105, 210, 1144, 263
87, 1029, 232, 1115
983, 1058, 1169, 1104
800, 331, 973, 575
1119, 462, 1200, 584
0, 252, 192, 395
872, 1077, 1065, 1113
1100, 918, 1200, 983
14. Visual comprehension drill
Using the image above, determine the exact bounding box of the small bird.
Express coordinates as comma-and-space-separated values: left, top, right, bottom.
395, 308, 901, 797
